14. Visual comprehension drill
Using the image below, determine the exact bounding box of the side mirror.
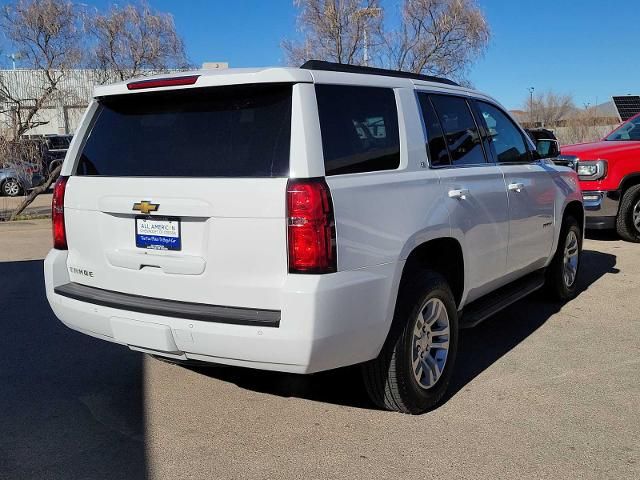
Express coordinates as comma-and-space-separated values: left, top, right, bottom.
536, 139, 560, 158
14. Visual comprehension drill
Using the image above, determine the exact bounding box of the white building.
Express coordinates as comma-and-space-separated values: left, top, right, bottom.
0, 69, 99, 137
0, 63, 229, 138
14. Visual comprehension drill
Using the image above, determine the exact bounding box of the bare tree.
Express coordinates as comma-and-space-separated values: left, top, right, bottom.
383, 0, 490, 79
88, 1, 189, 83
556, 109, 618, 145
283, 0, 489, 80
282, 0, 383, 66
0, 0, 83, 138
0, 0, 83, 218
525, 90, 576, 127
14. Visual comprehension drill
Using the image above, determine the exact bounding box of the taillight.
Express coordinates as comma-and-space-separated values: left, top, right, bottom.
287, 178, 336, 274
52, 176, 68, 250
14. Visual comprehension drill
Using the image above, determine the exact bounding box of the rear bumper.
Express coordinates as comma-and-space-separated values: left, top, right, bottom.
582, 190, 620, 230
45, 249, 398, 374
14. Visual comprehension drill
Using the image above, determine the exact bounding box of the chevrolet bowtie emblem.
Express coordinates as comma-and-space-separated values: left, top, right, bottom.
132, 200, 159, 214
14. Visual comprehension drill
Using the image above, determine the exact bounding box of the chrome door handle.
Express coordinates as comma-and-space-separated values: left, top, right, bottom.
448, 188, 470, 200
508, 182, 525, 193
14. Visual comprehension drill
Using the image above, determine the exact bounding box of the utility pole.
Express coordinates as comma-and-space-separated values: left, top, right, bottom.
528, 87, 535, 124
6, 52, 23, 70
364, 28, 369, 66
355, 7, 382, 67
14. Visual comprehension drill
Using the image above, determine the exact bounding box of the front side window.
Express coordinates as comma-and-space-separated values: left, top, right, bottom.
429, 95, 486, 166
475, 101, 530, 164
315, 84, 400, 176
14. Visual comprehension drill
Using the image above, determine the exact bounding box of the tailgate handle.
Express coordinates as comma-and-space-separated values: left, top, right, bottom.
106, 249, 206, 275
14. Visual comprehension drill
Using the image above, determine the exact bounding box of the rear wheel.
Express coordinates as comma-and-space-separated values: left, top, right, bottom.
616, 185, 640, 243
545, 216, 582, 301
361, 270, 458, 414
2, 178, 22, 197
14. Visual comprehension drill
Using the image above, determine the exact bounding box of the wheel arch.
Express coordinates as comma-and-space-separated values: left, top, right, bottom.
563, 200, 584, 232
619, 172, 640, 194
399, 237, 465, 309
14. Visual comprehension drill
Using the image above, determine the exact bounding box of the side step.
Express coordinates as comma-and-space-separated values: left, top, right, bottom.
459, 271, 546, 329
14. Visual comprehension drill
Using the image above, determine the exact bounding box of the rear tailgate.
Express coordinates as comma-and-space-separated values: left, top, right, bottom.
63, 83, 293, 310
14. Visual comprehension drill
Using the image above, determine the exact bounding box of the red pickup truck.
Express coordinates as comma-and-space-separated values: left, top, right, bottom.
561, 113, 640, 242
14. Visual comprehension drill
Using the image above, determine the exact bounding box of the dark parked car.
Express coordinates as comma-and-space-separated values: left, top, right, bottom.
22, 134, 72, 175
525, 127, 557, 142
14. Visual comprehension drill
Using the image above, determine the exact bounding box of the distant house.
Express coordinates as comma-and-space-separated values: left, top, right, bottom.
508, 109, 528, 123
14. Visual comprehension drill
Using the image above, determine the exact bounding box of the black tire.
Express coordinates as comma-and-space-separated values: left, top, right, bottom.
1, 178, 22, 197
616, 185, 640, 243
545, 216, 582, 301
361, 270, 459, 414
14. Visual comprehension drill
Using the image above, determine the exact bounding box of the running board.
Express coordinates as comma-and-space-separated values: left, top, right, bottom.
459, 271, 546, 329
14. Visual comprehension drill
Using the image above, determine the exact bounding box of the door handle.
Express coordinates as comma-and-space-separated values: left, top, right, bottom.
448, 188, 470, 200
508, 182, 525, 193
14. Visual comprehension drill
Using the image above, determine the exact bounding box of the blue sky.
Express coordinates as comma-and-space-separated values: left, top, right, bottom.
6, 0, 640, 109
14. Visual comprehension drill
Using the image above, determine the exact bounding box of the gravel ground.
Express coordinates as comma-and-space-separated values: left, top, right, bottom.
1, 225, 638, 480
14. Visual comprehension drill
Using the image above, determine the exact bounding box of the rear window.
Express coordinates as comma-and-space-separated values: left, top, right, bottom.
315, 84, 400, 176
76, 84, 292, 177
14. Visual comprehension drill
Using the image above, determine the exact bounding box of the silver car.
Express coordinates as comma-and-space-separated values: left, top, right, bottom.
0, 165, 43, 197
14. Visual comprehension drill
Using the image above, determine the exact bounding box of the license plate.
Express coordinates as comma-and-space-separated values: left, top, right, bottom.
135, 216, 181, 251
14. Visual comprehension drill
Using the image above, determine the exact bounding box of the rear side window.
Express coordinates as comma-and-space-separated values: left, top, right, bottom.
315, 84, 400, 176
429, 95, 486, 167
76, 84, 292, 177
417, 93, 450, 167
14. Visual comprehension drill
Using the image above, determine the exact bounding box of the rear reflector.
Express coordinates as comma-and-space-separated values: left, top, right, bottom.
287, 178, 336, 274
52, 176, 68, 250
126, 75, 200, 90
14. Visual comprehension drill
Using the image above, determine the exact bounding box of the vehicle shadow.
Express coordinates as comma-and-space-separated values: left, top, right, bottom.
191, 248, 618, 411
0, 260, 146, 479
446, 248, 619, 402
585, 229, 621, 242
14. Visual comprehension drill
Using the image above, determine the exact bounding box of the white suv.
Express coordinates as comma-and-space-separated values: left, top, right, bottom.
45, 61, 584, 414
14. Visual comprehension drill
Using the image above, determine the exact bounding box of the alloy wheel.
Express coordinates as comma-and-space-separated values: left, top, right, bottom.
563, 230, 579, 287
633, 200, 640, 233
3, 180, 20, 197
411, 297, 450, 389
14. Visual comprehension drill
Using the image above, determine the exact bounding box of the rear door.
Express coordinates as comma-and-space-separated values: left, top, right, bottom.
473, 100, 555, 273
419, 93, 510, 302
63, 83, 294, 310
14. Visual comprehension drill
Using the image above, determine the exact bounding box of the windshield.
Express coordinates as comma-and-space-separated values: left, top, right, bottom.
605, 116, 640, 141
76, 83, 292, 177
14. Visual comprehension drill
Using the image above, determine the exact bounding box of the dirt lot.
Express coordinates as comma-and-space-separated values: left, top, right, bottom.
0, 224, 638, 479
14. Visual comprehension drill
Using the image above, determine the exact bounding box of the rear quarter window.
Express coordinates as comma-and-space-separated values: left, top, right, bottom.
315, 84, 400, 176
75, 84, 292, 177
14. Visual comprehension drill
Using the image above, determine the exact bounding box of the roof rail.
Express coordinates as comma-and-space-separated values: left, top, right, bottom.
300, 60, 459, 87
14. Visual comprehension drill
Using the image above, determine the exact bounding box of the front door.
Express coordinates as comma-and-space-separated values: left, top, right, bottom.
473, 100, 555, 274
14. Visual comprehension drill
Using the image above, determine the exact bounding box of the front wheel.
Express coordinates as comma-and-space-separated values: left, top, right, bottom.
545, 216, 582, 301
616, 185, 640, 243
362, 270, 459, 414
2, 178, 22, 197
